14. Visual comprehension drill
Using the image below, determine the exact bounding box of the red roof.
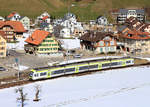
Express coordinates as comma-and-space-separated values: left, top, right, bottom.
7, 12, 17, 18
42, 16, 49, 20
122, 30, 150, 40
25, 30, 50, 45
0, 21, 26, 32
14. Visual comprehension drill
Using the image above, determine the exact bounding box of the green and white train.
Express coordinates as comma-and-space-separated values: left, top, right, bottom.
29, 57, 134, 80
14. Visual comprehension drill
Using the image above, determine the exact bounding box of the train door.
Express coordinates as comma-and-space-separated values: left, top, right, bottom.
47, 70, 51, 78
75, 66, 79, 73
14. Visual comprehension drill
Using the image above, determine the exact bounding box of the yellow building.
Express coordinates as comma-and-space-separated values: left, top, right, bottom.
0, 32, 7, 57
25, 30, 59, 55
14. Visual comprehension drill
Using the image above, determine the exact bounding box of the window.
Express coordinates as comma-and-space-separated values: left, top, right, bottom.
111, 62, 119, 66
65, 68, 75, 72
99, 41, 104, 46
40, 72, 47, 76
102, 63, 111, 67
89, 65, 98, 69
105, 41, 109, 46
126, 60, 131, 64
51, 69, 64, 75
79, 66, 89, 70
110, 41, 114, 46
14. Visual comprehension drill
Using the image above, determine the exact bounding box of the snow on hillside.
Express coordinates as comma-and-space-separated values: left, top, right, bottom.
0, 66, 150, 107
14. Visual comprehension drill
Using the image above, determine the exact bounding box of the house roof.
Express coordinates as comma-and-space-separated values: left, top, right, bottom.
80, 31, 114, 42
120, 30, 150, 40
119, 9, 145, 15
0, 21, 26, 32
25, 30, 50, 45
42, 16, 49, 20
7, 12, 17, 18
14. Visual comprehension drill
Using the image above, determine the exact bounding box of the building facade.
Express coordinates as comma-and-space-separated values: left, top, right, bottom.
20, 16, 30, 31
117, 9, 145, 23
0, 34, 6, 58
0, 21, 26, 42
25, 30, 59, 55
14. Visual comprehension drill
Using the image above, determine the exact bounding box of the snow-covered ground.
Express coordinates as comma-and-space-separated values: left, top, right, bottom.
0, 66, 150, 107
59, 38, 80, 50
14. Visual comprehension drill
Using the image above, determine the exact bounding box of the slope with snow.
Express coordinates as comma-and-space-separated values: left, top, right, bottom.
0, 66, 150, 107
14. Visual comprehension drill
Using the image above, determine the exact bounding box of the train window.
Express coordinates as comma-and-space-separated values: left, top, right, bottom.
111, 62, 119, 66
102, 63, 111, 67
40, 72, 47, 76
89, 64, 98, 69
34, 74, 38, 77
52, 69, 64, 75
79, 66, 89, 70
65, 68, 75, 72
126, 60, 131, 64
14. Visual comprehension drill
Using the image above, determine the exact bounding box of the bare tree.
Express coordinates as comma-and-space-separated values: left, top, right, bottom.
33, 84, 41, 102
15, 87, 28, 107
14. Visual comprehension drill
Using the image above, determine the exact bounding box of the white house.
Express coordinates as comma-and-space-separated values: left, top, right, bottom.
36, 12, 51, 24
7, 12, 21, 21
20, 16, 30, 31
96, 16, 108, 25
60, 28, 71, 38
0, 16, 5, 21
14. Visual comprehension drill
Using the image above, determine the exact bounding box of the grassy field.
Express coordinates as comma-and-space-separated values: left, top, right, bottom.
0, 0, 150, 21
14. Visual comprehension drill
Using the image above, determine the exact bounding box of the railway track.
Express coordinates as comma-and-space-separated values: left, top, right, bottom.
0, 62, 150, 90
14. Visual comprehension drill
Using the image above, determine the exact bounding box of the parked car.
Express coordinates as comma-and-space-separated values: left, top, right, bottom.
73, 54, 82, 58
0, 67, 6, 71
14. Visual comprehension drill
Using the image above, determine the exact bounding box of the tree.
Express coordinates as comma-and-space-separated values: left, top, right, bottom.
33, 84, 41, 102
15, 87, 28, 107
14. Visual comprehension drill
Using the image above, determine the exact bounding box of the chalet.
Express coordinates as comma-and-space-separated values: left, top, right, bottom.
0, 31, 7, 57
0, 21, 26, 42
119, 30, 150, 54
96, 16, 108, 25
20, 16, 30, 31
117, 9, 145, 23
140, 24, 150, 33
60, 28, 71, 38
25, 30, 59, 55
0, 16, 5, 21
36, 12, 51, 24
7, 12, 21, 21
80, 31, 117, 54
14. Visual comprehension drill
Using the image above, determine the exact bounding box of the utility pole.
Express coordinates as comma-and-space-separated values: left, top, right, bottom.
15, 57, 20, 80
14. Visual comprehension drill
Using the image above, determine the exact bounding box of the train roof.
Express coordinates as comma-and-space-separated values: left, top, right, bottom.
33, 57, 133, 71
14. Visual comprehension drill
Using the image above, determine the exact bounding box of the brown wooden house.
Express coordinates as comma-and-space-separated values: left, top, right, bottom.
0, 21, 26, 42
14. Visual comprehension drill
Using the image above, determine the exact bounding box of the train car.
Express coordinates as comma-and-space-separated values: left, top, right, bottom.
29, 57, 135, 80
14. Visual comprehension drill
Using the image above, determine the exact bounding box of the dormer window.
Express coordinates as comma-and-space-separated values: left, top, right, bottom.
128, 34, 133, 37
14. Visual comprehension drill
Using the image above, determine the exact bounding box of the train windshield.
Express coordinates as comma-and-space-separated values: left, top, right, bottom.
29, 72, 34, 77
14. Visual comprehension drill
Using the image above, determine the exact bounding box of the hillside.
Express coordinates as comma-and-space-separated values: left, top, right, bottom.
0, 0, 150, 21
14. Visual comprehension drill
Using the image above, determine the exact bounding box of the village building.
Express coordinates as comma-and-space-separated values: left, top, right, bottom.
0, 16, 5, 21
25, 30, 59, 55
0, 31, 7, 58
0, 21, 26, 42
119, 30, 150, 54
19, 16, 30, 31
60, 28, 72, 38
80, 31, 117, 54
6, 12, 21, 21
36, 12, 51, 24
96, 16, 108, 25
117, 9, 145, 24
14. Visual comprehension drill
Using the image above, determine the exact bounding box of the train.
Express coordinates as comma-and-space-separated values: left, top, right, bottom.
29, 57, 134, 80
